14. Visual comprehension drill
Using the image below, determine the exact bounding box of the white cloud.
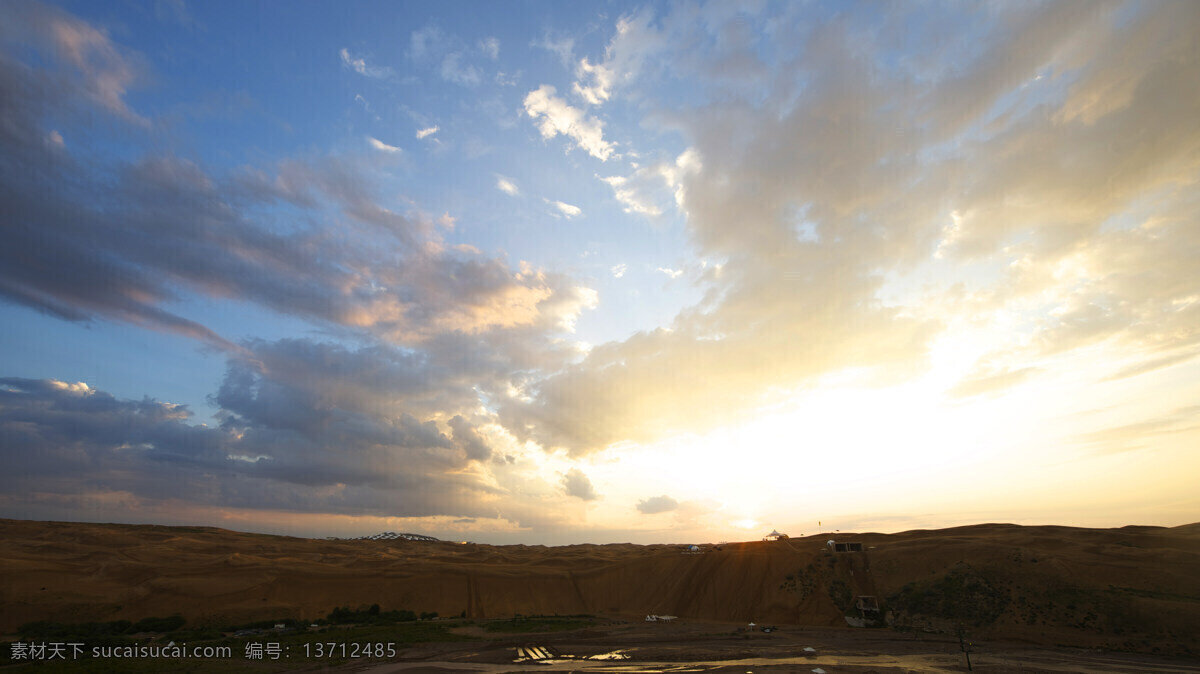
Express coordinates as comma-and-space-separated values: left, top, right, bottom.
636, 495, 678, 514
340, 48, 366, 73
416, 125, 440, 140
409, 25, 442, 60
574, 57, 615, 105
523, 85, 614, 161
657, 267, 683, 279
407, 26, 498, 87
600, 175, 660, 216
502, 2, 1200, 460
600, 149, 700, 217
610, 263, 627, 278
367, 137, 401, 153
479, 37, 500, 60
532, 34, 575, 67
496, 176, 519, 196
441, 52, 481, 86
354, 94, 381, 121
340, 48, 391, 79
546, 199, 582, 218
566, 7, 668, 110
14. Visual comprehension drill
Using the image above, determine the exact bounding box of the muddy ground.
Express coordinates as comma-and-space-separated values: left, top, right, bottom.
348, 618, 1200, 674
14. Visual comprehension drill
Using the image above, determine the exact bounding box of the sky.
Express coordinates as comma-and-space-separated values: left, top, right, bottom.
1, 0, 1198, 545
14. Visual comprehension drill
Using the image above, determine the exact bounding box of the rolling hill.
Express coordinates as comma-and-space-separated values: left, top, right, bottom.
2, 519, 1197, 655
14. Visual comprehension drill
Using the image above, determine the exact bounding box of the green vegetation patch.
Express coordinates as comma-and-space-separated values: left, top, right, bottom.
888, 564, 1009, 626
322, 604, 437, 625
780, 563, 819, 600
826, 579, 854, 614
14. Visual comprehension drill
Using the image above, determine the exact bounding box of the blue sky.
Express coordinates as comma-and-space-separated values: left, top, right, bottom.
1, 0, 1198, 543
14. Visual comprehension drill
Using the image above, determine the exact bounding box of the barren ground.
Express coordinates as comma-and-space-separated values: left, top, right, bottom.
3, 518, 1198, 672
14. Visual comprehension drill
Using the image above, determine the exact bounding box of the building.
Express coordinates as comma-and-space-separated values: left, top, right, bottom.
826, 540, 864, 552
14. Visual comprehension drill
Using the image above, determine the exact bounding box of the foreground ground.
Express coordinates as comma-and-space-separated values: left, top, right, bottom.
356, 619, 1200, 674
6, 618, 1200, 673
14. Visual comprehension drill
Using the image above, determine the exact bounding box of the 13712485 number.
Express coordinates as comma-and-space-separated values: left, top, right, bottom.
303, 642, 396, 658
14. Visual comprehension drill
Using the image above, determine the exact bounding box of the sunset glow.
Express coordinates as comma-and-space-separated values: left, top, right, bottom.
1, 1, 1198, 544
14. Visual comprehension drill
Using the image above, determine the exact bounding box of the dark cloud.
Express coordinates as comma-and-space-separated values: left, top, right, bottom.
561, 468, 598, 501
0, 378, 218, 481
0, 375, 499, 519
0, 4, 604, 532
213, 339, 472, 431
0, 39, 236, 348
636, 495, 678, 515
448, 415, 493, 462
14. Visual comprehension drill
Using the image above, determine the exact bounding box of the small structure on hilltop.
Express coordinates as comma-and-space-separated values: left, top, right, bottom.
763, 529, 789, 541
826, 539, 863, 552
682, 544, 703, 554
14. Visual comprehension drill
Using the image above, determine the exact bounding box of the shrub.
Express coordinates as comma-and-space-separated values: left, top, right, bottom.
326, 605, 418, 625
827, 579, 854, 613
887, 564, 1009, 626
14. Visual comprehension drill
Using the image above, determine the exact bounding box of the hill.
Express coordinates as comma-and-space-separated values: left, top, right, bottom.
1, 519, 1197, 655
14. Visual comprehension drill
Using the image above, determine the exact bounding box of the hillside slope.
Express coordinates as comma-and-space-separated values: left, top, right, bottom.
2, 519, 1197, 654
